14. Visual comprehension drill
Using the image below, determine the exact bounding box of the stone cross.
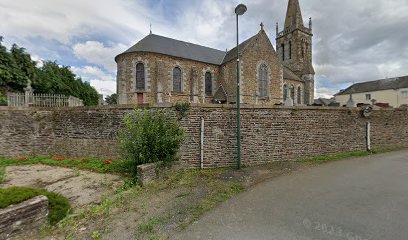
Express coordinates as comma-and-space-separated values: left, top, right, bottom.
260, 22, 264, 31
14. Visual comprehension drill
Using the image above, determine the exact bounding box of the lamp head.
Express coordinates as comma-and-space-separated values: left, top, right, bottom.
235, 4, 247, 16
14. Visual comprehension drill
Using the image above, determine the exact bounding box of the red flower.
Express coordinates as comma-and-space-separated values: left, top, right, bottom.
70, 157, 77, 161
53, 156, 65, 161
15, 157, 28, 161
105, 159, 113, 165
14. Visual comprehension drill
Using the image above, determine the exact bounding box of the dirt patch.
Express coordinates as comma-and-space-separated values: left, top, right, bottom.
5, 161, 310, 240
0, 165, 123, 209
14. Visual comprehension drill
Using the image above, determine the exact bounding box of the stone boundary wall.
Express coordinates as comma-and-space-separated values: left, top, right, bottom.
1, 105, 408, 168
0, 195, 48, 239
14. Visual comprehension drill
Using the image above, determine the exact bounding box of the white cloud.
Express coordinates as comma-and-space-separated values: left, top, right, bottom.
73, 41, 127, 72
71, 66, 116, 97
1, 0, 406, 99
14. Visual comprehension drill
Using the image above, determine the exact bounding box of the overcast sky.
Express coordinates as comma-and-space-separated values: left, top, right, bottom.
1, 0, 407, 98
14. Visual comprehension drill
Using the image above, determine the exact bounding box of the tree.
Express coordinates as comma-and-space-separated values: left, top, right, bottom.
105, 93, 118, 105
0, 37, 99, 105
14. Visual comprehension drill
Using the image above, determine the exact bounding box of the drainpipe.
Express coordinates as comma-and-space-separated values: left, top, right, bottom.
366, 122, 371, 151
200, 117, 205, 169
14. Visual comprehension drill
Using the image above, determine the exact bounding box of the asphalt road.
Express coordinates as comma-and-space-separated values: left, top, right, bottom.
173, 150, 408, 240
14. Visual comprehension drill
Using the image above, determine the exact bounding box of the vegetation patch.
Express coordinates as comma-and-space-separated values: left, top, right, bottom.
0, 187, 71, 225
117, 108, 184, 177
297, 146, 405, 163
0, 165, 6, 183
0, 156, 130, 174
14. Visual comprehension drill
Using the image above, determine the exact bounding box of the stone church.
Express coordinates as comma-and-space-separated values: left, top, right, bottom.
115, 0, 315, 106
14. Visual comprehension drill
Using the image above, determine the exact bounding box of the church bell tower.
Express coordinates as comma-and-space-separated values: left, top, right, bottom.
276, 0, 315, 105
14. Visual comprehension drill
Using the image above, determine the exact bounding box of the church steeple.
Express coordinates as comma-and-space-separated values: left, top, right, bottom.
276, 0, 315, 105
284, 0, 304, 30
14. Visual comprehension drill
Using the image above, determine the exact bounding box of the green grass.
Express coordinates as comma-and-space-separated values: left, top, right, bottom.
0, 156, 130, 174
0, 165, 6, 183
297, 146, 405, 163
0, 187, 72, 225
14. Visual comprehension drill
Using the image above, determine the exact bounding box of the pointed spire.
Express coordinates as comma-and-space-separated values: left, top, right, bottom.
149, 23, 152, 35
260, 22, 264, 31
276, 22, 279, 37
284, 0, 304, 30
309, 17, 312, 30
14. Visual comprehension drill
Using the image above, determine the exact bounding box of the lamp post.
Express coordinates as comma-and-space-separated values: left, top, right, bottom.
235, 3, 247, 170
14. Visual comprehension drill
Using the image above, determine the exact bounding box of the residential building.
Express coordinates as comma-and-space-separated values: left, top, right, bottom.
334, 76, 408, 108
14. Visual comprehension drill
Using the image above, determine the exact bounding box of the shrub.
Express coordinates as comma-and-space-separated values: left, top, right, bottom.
0, 187, 72, 225
117, 109, 184, 175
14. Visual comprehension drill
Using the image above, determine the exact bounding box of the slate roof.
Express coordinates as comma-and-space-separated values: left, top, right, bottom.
336, 76, 408, 95
221, 35, 258, 64
116, 34, 226, 65
283, 67, 302, 81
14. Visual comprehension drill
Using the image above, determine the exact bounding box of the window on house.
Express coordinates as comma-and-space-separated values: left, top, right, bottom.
289, 41, 292, 60
283, 84, 288, 101
136, 63, 145, 90
290, 85, 295, 100
173, 67, 182, 92
205, 72, 212, 96
281, 44, 285, 61
366, 94, 371, 101
297, 86, 302, 104
259, 64, 268, 97
401, 91, 408, 99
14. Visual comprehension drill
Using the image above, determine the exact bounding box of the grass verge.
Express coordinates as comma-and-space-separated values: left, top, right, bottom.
0, 187, 72, 225
0, 165, 6, 183
0, 156, 130, 174
297, 146, 405, 163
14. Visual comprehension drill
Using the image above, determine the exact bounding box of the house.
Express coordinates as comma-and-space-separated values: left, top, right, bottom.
334, 76, 408, 108
115, 0, 315, 106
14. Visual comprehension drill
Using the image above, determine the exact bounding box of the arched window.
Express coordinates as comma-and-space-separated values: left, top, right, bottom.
281, 44, 285, 61
136, 63, 145, 90
173, 67, 182, 92
290, 85, 295, 100
297, 86, 302, 104
205, 72, 212, 96
283, 84, 288, 101
258, 64, 268, 97
289, 41, 292, 60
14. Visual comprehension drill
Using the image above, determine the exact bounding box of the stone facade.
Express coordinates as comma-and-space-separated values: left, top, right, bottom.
117, 52, 220, 105
0, 196, 48, 239
1, 105, 408, 169
116, 0, 314, 106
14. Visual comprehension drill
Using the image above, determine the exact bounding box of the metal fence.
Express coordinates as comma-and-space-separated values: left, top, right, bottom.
7, 93, 83, 107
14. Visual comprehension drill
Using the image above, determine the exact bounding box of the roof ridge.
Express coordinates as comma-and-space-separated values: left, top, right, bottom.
149, 34, 225, 53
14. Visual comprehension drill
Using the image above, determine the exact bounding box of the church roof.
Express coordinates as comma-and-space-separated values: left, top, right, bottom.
221, 35, 258, 64
283, 67, 303, 81
336, 76, 408, 95
116, 34, 226, 65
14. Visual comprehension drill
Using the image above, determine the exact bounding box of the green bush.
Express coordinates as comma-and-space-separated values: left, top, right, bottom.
0, 92, 7, 104
117, 109, 184, 175
0, 187, 72, 225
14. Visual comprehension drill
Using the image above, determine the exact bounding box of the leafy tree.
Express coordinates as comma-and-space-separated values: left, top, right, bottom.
0, 36, 99, 105
105, 93, 118, 105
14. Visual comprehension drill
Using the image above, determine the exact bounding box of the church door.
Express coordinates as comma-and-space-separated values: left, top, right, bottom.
137, 93, 143, 105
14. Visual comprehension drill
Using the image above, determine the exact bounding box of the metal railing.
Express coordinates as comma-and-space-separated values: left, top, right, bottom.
7, 93, 83, 107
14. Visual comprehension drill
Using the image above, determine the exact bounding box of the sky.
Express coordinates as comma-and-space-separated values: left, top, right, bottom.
1, 0, 407, 98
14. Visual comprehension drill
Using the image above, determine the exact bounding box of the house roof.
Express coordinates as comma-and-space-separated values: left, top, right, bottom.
115, 34, 226, 65
336, 76, 408, 95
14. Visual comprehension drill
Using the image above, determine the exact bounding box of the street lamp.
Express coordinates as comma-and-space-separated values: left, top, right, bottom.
235, 3, 247, 170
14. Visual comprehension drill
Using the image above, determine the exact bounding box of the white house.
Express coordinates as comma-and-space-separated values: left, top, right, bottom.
335, 76, 408, 108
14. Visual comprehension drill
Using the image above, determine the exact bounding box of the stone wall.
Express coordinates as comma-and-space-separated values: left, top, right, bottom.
1, 105, 408, 168
116, 52, 220, 105
0, 195, 48, 239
